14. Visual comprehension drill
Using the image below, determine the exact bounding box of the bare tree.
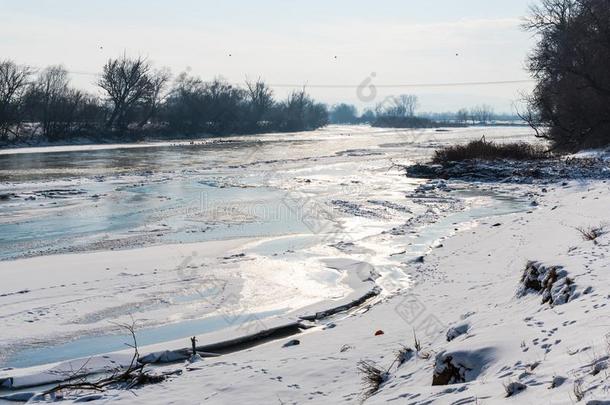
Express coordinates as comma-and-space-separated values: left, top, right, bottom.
27, 65, 75, 139
281, 87, 309, 131
470, 105, 495, 124
375, 94, 419, 117
524, 0, 610, 150
137, 67, 171, 128
396, 94, 419, 117
163, 74, 246, 134
456, 108, 470, 124
204, 78, 247, 133
515, 95, 546, 140
245, 77, 274, 129
163, 72, 206, 132
98, 55, 153, 130
0, 60, 32, 141
26, 66, 101, 140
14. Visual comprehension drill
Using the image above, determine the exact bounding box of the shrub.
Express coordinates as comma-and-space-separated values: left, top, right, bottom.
573, 379, 585, 402
432, 138, 549, 163
373, 115, 437, 129
576, 226, 606, 242
504, 380, 527, 397
357, 360, 388, 400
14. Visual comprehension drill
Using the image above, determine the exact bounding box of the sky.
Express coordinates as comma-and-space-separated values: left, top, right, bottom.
0, 0, 538, 113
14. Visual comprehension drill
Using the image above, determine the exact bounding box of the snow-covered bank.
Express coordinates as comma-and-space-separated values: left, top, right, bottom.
21, 178, 606, 404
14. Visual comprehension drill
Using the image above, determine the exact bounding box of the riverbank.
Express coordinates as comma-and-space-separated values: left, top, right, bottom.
406, 155, 610, 183
0, 124, 335, 154
57, 177, 608, 404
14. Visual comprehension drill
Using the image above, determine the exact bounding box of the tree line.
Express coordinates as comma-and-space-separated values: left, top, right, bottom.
329, 97, 504, 127
0, 56, 329, 144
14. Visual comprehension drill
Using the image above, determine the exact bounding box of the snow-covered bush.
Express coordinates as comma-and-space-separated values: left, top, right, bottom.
432, 348, 495, 386
504, 381, 527, 397
517, 261, 575, 305
446, 323, 470, 342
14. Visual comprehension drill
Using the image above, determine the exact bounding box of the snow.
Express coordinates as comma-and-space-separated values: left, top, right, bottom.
0, 238, 358, 368
1, 354, 136, 390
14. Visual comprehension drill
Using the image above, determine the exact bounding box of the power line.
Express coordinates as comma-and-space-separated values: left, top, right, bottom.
259, 79, 535, 89
68, 70, 100, 78
52, 67, 535, 89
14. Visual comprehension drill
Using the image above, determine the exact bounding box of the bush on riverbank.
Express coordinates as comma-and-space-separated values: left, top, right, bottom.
432, 138, 550, 163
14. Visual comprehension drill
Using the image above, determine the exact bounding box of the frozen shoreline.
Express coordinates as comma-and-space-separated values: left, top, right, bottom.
4, 176, 609, 403
0, 182, 535, 397
0, 181, 531, 366
8, 126, 590, 403
47, 179, 610, 404
0, 237, 366, 367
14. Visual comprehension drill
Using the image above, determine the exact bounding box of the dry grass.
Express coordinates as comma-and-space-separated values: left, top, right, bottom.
413, 329, 422, 352
432, 138, 549, 163
576, 226, 606, 242
572, 379, 585, 402
503, 380, 527, 397
357, 360, 387, 400
393, 345, 414, 367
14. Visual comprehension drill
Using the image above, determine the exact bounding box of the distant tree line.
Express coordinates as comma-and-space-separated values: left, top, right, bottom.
329, 96, 515, 128
523, 0, 610, 151
0, 56, 328, 145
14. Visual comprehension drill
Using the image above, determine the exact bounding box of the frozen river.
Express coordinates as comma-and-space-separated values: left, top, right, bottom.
0, 125, 535, 371
0, 125, 533, 260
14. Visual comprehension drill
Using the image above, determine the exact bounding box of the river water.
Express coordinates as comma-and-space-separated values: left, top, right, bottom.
0, 125, 535, 370
0, 125, 533, 260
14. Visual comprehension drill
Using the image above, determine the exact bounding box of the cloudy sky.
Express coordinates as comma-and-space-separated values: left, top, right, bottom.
0, 0, 537, 113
